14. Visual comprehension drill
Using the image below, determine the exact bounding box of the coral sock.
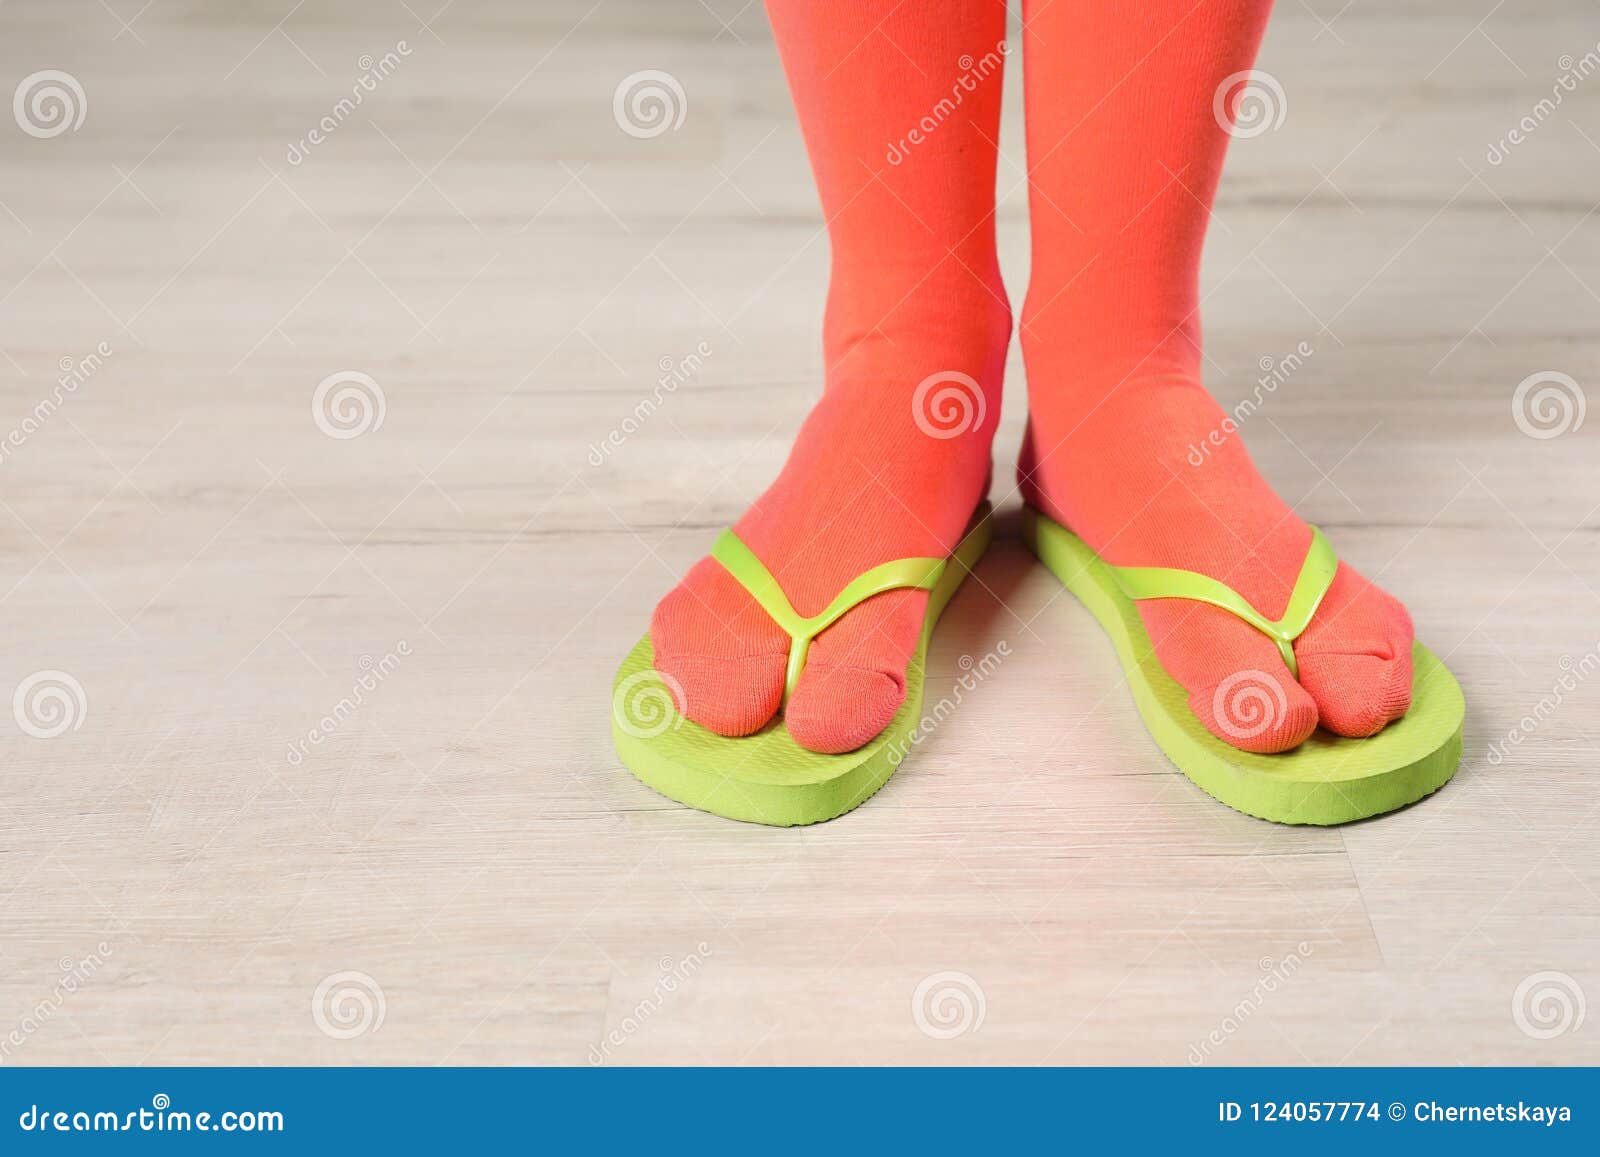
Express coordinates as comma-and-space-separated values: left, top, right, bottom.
650, 0, 1012, 753
1017, 0, 1413, 752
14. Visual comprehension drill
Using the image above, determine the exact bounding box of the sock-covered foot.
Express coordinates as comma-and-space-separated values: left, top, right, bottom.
1018, 385, 1413, 754
1016, 0, 1413, 753
648, 0, 1012, 754
653, 369, 1001, 753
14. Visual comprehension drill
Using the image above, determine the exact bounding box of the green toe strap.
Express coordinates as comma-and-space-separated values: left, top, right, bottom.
1103, 526, 1338, 679
709, 531, 948, 705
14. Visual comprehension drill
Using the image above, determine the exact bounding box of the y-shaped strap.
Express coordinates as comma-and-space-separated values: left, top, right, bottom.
1103, 527, 1338, 679
710, 531, 948, 705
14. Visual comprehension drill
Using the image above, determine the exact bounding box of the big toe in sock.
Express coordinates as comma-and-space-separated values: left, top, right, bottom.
784, 588, 925, 755
650, 549, 932, 753
650, 557, 787, 737
1188, 662, 1319, 754
1139, 599, 1319, 754
1294, 563, 1414, 738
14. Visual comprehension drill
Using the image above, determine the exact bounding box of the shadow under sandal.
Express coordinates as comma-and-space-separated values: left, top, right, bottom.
613, 505, 994, 826
1022, 507, 1463, 825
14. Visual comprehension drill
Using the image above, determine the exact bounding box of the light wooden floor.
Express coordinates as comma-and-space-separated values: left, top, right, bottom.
1, 0, 1597, 1065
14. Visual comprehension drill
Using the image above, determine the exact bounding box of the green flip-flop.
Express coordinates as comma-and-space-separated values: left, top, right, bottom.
613, 505, 994, 826
1022, 506, 1463, 825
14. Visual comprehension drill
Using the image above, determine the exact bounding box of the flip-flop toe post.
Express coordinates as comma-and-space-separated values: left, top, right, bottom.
1022, 506, 1463, 825
613, 505, 993, 826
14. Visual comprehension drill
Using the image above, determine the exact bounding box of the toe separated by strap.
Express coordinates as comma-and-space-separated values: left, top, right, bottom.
1102, 526, 1338, 679
709, 530, 948, 706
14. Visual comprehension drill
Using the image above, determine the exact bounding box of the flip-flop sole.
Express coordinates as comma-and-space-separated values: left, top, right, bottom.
612, 509, 993, 826
1022, 506, 1463, 825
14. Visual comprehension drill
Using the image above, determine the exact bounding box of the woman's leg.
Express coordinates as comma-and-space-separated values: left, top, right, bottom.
1018, 0, 1413, 752
651, 1, 1012, 752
